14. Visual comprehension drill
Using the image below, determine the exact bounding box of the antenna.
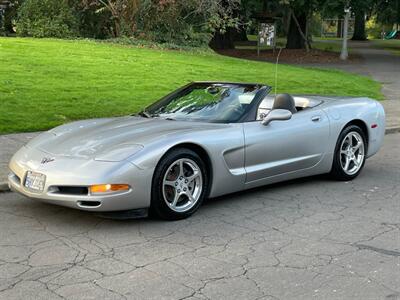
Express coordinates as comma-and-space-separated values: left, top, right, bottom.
274, 47, 283, 98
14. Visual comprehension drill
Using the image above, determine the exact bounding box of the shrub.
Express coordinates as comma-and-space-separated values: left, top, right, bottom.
141, 28, 211, 48
102, 36, 213, 52
136, 0, 240, 48
16, 0, 78, 38
68, 0, 113, 39
366, 17, 391, 39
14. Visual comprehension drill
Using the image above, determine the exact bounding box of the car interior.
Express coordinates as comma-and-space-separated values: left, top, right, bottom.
256, 94, 323, 120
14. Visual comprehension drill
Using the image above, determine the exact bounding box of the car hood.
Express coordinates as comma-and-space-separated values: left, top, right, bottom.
27, 116, 224, 161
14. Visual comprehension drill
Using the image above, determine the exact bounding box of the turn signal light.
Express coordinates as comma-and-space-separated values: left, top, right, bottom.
89, 184, 130, 194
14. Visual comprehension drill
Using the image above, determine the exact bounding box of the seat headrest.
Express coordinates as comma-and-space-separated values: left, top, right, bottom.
272, 94, 297, 114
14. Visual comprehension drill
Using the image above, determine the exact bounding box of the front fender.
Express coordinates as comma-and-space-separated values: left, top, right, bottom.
128, 124, 247, 198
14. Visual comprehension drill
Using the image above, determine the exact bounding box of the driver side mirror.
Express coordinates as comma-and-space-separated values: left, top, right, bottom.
261, 109, 292, 126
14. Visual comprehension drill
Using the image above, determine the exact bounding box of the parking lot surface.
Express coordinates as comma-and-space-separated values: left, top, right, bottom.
0, 133, 399, 300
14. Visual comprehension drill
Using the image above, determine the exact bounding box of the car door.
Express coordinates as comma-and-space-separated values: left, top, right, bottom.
243, 108, 330, 183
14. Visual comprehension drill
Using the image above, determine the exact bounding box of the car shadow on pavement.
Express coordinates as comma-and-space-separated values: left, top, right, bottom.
2, 173, 334, 227
1, 169, 369, 232
203, 174, 330, 208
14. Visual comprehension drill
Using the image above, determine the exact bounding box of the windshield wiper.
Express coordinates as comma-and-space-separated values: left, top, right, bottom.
137, 110, 152, 118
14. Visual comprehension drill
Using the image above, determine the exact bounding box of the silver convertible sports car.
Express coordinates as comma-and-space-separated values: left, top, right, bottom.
9, 82, 385, 220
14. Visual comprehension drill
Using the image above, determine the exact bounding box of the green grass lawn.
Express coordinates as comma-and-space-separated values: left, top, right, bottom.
311, 38, 344, 53
371, 39, 400, 55
0, 38, 382, 134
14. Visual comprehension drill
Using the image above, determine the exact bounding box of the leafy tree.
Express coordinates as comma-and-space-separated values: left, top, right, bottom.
68, 0, 113, 38
350, 0, 372, 40
207, 0, 242, 49
2, 0, 23, 34
16, 0, 78, 38
283, 1, 309, 49
315, 0, 375, 40
376, 0, 400, 29
90, 0, 139, 36
73, 0, 139, 37
239, 0, 320, 50
279, 0, 328, 49
138, 0, 240, 48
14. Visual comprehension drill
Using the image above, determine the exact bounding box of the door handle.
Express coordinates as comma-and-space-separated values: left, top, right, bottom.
311, 115, 321, 122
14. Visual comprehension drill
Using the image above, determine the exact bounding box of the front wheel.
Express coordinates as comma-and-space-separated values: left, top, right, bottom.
150, 148, 209, 220
330, 125, 367, 181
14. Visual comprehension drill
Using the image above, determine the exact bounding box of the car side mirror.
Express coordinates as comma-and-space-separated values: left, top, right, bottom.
261, 109, 292, 126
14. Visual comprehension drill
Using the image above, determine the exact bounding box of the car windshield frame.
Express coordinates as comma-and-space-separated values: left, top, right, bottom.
142, 82, 271, 124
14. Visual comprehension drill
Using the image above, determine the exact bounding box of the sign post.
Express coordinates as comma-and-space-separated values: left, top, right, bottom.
340, 5, 351, 60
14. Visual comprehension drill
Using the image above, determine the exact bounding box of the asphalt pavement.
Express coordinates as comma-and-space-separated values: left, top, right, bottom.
310, 39, 400, 131
0, 133, 399, 300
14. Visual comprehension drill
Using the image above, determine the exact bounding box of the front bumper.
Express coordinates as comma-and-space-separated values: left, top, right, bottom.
8, 146, 153, 212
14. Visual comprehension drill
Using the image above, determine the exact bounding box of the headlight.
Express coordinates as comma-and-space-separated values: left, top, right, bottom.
94, 144, 144, 162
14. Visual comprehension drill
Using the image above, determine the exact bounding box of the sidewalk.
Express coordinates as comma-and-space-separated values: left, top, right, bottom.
343, 42, 400, 130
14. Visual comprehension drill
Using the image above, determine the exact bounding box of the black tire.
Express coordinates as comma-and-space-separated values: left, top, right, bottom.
330, 125, 367, 181
150, 148, 209, 220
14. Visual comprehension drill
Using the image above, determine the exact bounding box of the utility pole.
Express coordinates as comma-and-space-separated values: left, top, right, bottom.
340, 4, 351, 60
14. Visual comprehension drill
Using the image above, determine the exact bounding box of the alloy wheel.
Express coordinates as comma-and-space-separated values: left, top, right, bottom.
162, 158, 203, 213
340, 131, 365, 176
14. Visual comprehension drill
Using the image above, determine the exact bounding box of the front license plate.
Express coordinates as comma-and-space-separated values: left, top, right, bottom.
24, 171, 46, 192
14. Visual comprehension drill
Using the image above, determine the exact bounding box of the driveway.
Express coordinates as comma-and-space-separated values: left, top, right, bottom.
311, 39, 400, 130
0, 133, 399, 300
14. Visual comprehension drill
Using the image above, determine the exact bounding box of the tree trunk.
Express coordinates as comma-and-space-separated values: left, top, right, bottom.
352, 10, 367, 40
209, 27, 248, 50
286, 11, 307, 49
209, 0, 246, 49
209, 28, 236, 50
114, 19, 120, 37
234, 26, 248, 42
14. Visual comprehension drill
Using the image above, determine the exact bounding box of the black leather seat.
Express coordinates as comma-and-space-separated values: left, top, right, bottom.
272, 94, 297, 114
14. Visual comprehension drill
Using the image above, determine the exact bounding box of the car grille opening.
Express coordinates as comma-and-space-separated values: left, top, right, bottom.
52, 186, 89, 195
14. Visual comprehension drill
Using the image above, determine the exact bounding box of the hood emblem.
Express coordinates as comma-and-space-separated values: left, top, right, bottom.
41, 157, 55, 164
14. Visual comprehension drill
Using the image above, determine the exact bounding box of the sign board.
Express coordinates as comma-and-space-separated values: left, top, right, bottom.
257, 23, 276, 56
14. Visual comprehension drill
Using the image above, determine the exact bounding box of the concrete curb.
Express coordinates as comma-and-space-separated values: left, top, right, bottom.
0, 126, 399, 193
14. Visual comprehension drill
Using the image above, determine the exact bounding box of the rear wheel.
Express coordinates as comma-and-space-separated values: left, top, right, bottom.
151, 148, 208, 220
330, 125, 367, 181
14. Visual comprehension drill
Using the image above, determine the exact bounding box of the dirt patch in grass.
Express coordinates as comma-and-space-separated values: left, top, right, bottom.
217, 48, 362, 64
